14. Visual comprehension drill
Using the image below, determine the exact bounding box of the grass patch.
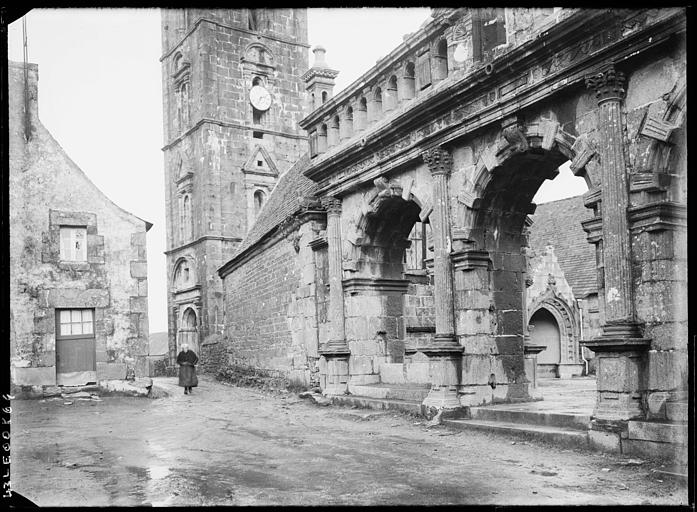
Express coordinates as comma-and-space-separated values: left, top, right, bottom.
215, 364, 308, 393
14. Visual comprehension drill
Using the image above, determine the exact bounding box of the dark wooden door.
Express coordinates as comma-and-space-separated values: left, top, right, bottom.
56, 309, 96, 386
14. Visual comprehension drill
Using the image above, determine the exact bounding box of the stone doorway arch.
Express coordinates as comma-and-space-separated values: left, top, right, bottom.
529, 307, 561, 377
178, 307, 199, 355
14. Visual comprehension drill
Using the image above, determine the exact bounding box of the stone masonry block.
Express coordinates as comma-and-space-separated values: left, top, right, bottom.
461, 354, 492, 386
48, 288, 110, 308
348, 339, 382, 357
129, 296, 148, 314
456, 309, 493, 335
597, 354, 642, 393
646, 321, 687, 351
647, 350, 688, 392
130, 261, 148, 279
491, 354, 526, 384
627, 420, 687, 445
12, 366, 56, 386
496, 310, 523, 335
349, 355, 374, 376
455, 289, 491, 310
97, 362, 127, 380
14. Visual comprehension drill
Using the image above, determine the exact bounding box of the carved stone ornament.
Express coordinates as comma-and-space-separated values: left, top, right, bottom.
585, 65, 626, 103
320, 196, 342, 215
422, 146, 453, 176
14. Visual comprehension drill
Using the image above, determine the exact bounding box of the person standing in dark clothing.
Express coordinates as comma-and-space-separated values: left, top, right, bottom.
177, 343, 199, 394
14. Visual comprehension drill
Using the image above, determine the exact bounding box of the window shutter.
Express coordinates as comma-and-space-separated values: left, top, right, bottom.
495, 9, 507, 46
417, 51, 431, 90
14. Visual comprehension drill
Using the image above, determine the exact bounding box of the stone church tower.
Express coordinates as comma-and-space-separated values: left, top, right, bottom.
160, 9, 309, 363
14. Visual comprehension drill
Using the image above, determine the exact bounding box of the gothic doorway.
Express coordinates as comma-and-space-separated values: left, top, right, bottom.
529, 307, 561, 378
178, 307, 199, 355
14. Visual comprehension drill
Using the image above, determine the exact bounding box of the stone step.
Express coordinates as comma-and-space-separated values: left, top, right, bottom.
330, 395, 423, 415
469, 406, 591, 431
443, 418, 589, 450
348, 383, 431, 402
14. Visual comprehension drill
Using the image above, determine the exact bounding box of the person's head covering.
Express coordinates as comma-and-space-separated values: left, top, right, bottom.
181, 343, 189, 351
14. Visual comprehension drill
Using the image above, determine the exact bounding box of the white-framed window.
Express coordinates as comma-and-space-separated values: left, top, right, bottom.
57, 309, 94, 337
59, 226, 87, 262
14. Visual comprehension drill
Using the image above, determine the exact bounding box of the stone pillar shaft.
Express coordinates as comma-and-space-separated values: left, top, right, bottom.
420, 147, 463, 417
422, 147, 457, 343
596, 88, 633, 323
320, 196, 348, 352
582, 65, 650, 425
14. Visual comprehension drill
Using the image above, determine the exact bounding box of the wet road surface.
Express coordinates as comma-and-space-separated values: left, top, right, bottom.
11, 376, 688, 506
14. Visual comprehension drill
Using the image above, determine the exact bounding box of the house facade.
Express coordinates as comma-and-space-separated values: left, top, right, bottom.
9, 61, 153, 387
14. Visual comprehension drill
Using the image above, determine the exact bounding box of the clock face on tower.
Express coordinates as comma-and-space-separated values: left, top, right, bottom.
250, 85, 272, 111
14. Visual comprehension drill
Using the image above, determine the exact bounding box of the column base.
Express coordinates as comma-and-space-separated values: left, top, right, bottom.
582, 332, 650, 422
422, 385, 463, 418
319, 351, 349, 396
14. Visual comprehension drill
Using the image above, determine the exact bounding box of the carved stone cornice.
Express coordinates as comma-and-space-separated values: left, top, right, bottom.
451, 249, 491, 271
585, 64, 626, 104
320, 196, 342, 215
342, 277, 410, 295
422, 146, 453, 176
628, 201, 687, 232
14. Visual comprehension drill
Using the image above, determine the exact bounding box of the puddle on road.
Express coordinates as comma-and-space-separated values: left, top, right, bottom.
148, 465, 171, 480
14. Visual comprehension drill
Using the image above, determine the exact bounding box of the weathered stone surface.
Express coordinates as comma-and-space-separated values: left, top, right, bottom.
627, 420, 688, 445
647, 350, 688, 391
98, 378, 153, 397
12, 367, 56, 386
596, 354, 642, 393
588, 429, 621, 453
97, 362, 127, 381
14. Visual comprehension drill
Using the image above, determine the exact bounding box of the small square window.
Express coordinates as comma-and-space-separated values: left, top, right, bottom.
257, 160, 263, 167
59, 226, 87, 262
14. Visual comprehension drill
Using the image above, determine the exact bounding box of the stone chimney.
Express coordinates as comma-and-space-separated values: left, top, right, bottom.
301, 45, 339, 112
8, 61, 39, 163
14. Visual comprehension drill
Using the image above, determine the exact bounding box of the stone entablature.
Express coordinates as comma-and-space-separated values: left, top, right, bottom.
300, 8, 682, 197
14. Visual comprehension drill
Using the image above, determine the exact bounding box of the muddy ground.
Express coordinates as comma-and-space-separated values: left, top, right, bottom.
10, 376, 689, 506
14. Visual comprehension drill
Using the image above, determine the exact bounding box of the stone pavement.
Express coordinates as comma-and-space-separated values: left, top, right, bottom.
10, 376, 688, 506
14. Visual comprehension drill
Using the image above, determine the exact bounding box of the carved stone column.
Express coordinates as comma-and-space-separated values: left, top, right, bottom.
319, 196, 350, 395
582, 65, 650, 434
420, 147, 463, 416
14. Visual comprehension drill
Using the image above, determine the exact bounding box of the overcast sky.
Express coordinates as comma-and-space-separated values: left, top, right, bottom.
7, 8, 587, 335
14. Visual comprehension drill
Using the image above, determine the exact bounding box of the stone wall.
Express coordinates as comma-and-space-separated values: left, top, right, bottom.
220, 220, 322, 386
8, 61, 151, 386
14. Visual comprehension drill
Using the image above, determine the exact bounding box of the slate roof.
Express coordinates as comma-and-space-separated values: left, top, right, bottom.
232, 153, 315, 259
528, 195, 597, 298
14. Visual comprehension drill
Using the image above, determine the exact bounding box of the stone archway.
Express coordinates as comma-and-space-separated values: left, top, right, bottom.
452, 118, 599, 406
178, 307, 199, 355
529, 307, 561, 376
341, 177, 435, 388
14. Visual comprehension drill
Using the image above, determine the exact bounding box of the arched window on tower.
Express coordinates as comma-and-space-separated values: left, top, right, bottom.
322, 91, 328, 104
254, 189, 266, 216
177, 81, 190, 130
433, 38, 448, 81
402, 62, 416, 100
180, 194, 193, 242
251, 76, 266, 125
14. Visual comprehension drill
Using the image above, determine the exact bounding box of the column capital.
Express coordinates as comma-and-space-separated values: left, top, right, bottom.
422, 146, 453, 176
585, 65, 626, 104
320, 196, 342, 215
